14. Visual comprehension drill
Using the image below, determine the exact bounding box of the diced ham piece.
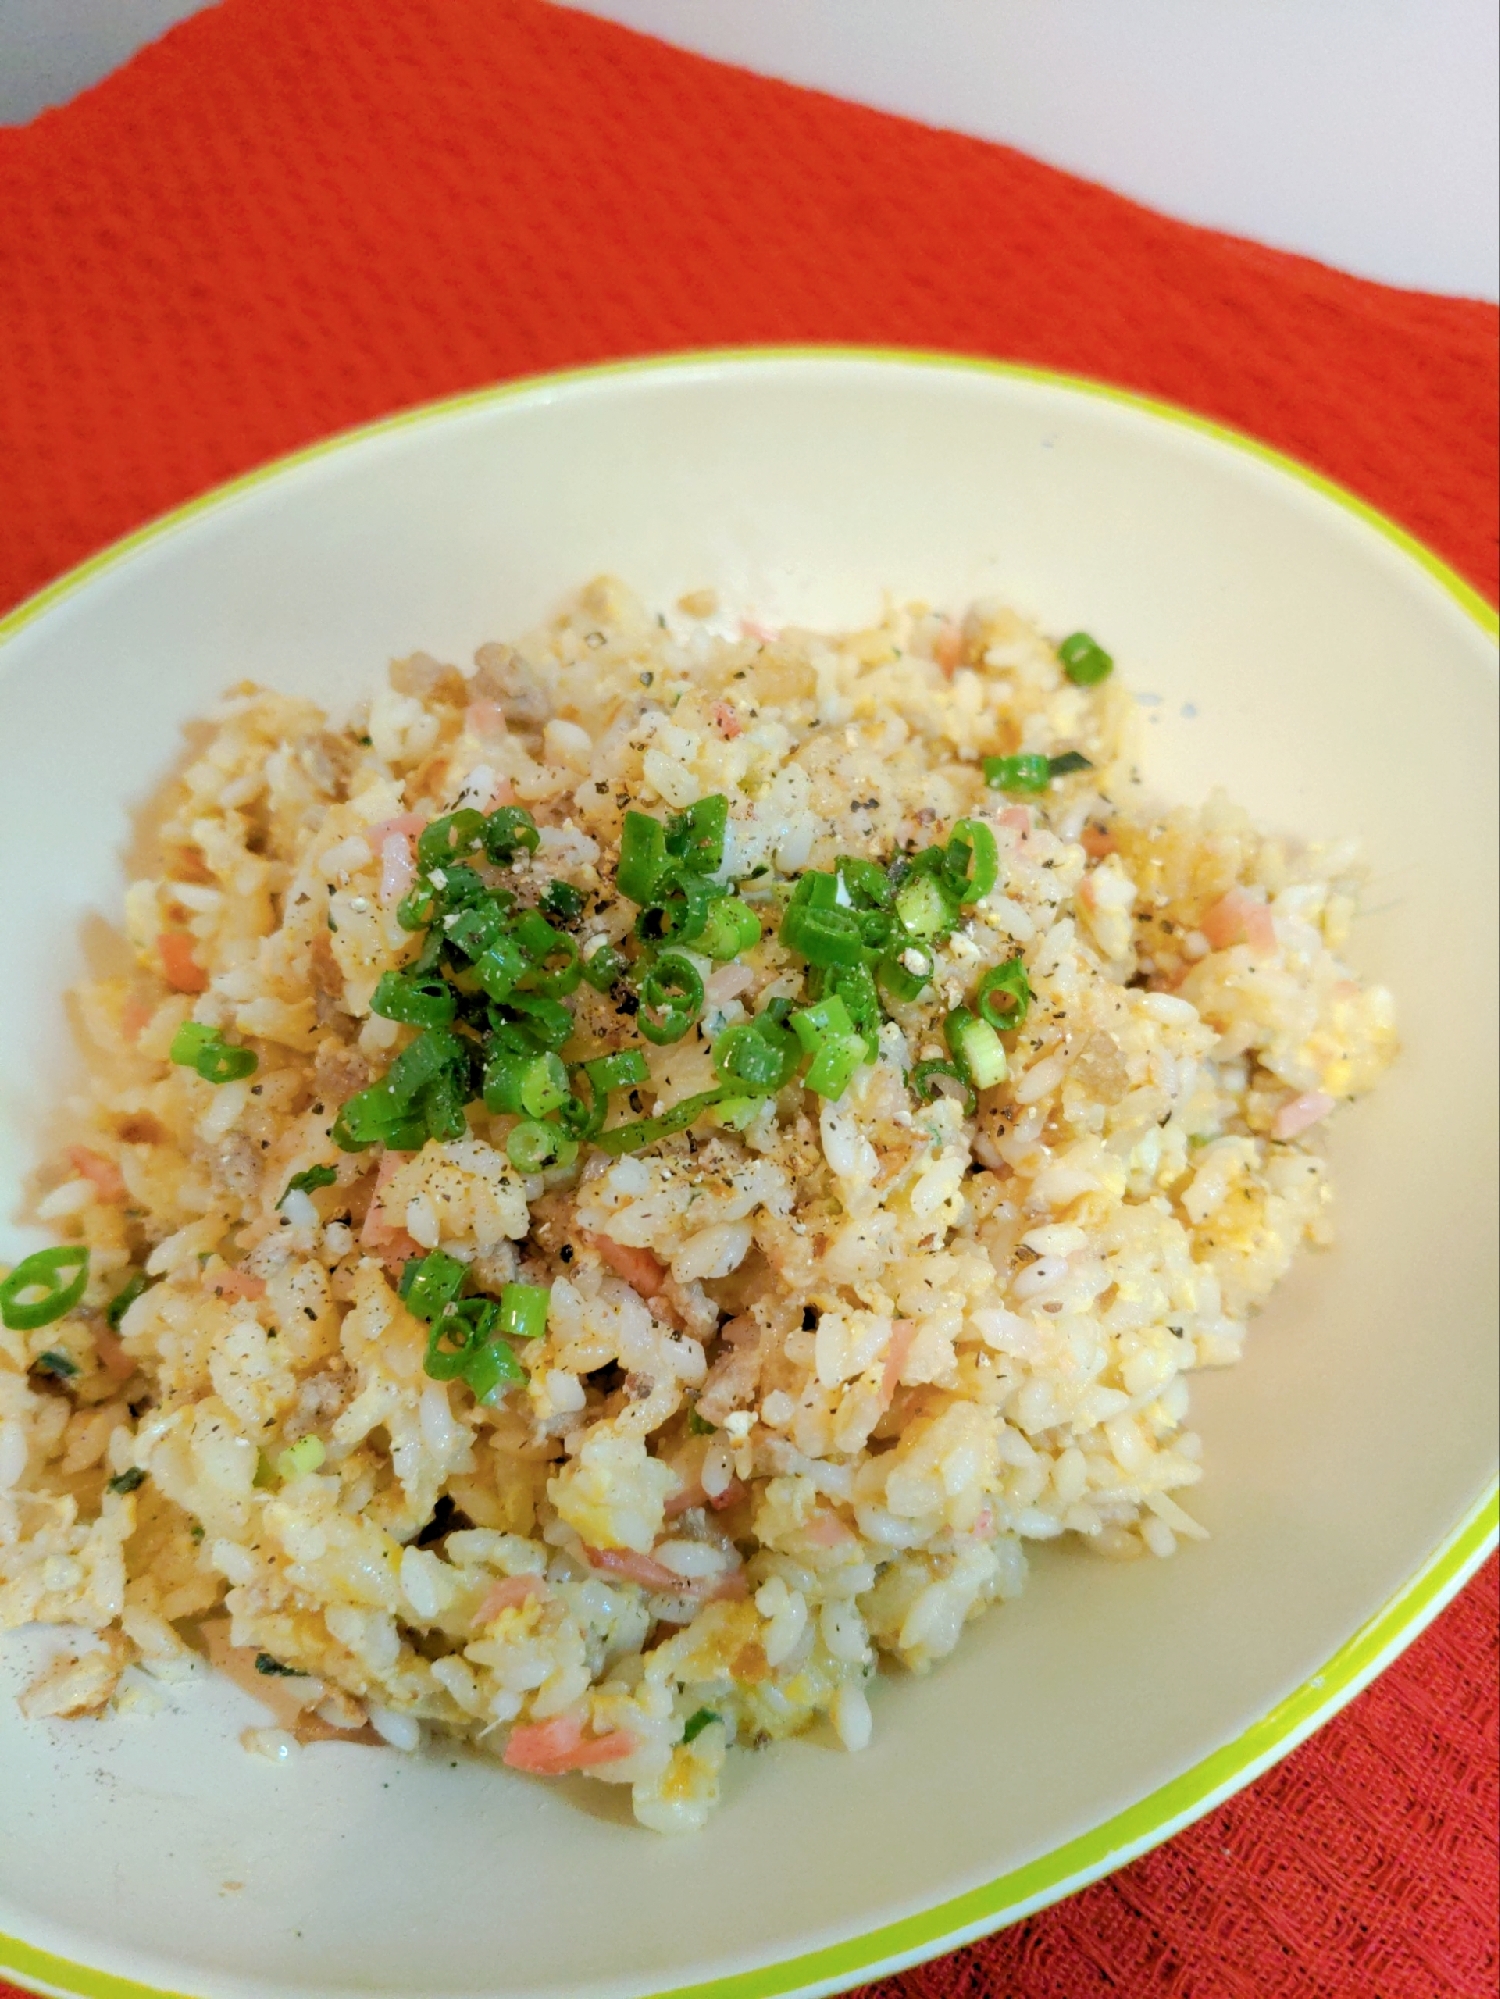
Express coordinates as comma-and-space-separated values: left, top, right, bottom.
464, 703, 508, 748
1272, 1090, 1336, 1141
158, 932, 207, 994
999, 807, 1032, 836
474, 1574, 546, 1625
1080, 825, 1118, 860
879, 1318, 918, 1409
1201, 887, 1277, 955
361, 1151, 416, 1253
933, 624, 964, 675
663, 1475, 746, 1519
740, 617, 779, 644
121, 995, 154, 1042
502, 1713, 639, 1775
710, 700, 743, 740
93, 1324, 137, 1383
209, 1268, 266, 1301
581, 1545, 685, 1591
586, 1232, 667, 1300
67, 1147, 126, 1204
803, 1510, 859, 1549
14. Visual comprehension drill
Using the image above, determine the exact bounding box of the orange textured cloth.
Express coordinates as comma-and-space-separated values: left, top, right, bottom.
0, 3, 1495, 1996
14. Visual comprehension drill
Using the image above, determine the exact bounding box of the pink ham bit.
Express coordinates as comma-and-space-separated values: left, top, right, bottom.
585, 1232, 667, 1300
67, 1146, 126, 1204
502, 1713, 639, 1775
474, 1574, 546, 1625
709, 700, 742, 740
208, 1268, 266, 1302
1080, 825, 1118, 861
581, 1545, 685, 1591
1272, 1090, 1336, 1141
740, 617, 779, 644
158, 931, 207, 994
998, 807, 1032, 837
708, 1569, 749, 1602
1201, 887, 1277, 955
464, 702, 507, 747
879, 1318, 918, 1409
93, 1324, 137, 1383
664, 1475, 746, 1520
363, 814, 424, 904
360, 1151, 416, 1254
933, 624, 964, 676
802, 1510, 859, 1550
120, 995, 154, 1043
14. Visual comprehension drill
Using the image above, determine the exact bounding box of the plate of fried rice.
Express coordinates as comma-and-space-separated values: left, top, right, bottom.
0, 351, 1495, 1999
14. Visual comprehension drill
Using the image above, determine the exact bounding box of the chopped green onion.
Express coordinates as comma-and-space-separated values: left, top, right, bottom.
943, 818, 999, 904
473, 933, 530, 1003
976, 956, 1032, 1033
464, 1333, 527, 1403
518, 1052, 570, 1119
713, 1014, 799, 1090
637, 953, 704, 1045
836, 856, 893, 908
106, 1466, 146, 1495
1, 1245, 90, 1331
790, 994, 855, 1054
506, 1120, 578, 1173
635, 871, 719, 949
682, 1707, 718, 1743
804, 1031, 867, 1100
484, 806, 541, 861
893, 872, 958, 940
910, 1059, 977, 1118
169, 1022, 258, 1083
585, 1048, 651, 1093
877, 944, 934, 1006
33, 1349, 80, 1380
254, 1653, 307, 1677
105, 1272, 148, 1329
497, 1282, 550, 1341
370, 969, 456, 1027
618, 811, 673, 904
483, 1043, 529, 1117
275, 1435, 326, 1480
399, 1250, 468, 1324
417, 809, 488, 871
667, 793, 729, 876
1057, 632, 1114, 686
542, 880, 586, 923
581, 941, 629, 992
595, 1084, 731, 1156
279, 1164, 338, 1206
1048, 750, 1094, 777
789, 869, 841, 909
502, 991, 575, 1050
418, 1069, 470, 1143
698, 897, 761, 962
443, 898, 512, 962
395, 880, 438, 931
779, 901, 864, 967
983, 753, 1052, 795
945, 1006, 1008, 1091
712, 1096, 764, 1131
819, 962, 882, 1054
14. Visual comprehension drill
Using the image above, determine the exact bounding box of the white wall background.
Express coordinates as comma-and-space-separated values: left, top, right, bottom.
2, 0, 1496, 301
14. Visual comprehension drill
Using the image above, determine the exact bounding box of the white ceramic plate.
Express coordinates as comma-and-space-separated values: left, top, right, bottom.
1, 351, 1495, 1999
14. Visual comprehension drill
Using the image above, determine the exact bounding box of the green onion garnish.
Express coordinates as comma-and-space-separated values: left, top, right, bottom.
790, 993, 856, 1053
836, 856, 894, 909
1, 1245, 90, 1331
618, 811, 673, 905
463, 1330, 527, 1402
584, 1048, 651, 1094
278, 1164, 338, 1206
417, 809, 489, 871
106, 1466, 147, 1495
943, 818, 999, 904
370, 969, 456, 1027
893, 872, 956, 939
1057, 632, 1114, 686
595, 1084, 733, 1156
779, 900, 864, 968
877, 943, 934, 1006
804, 1032, 867, 1100
169, 1022, 258, 1083
507, 1120, 579, 1172
255, 1654, 308, 1677
580, 941, 629, 992
975, 956, 1032, 1033
399, 1249, 468, 1324
945, 1006, 1008, 1091
698, 897, 761, 962
518, 1052, 570, 1120
275, 1435, 326, 1480
542, 880, 586, 923
105, 1271, 148, 1329
33, 1349, 80, 1380
982, 753, 1052, 796
484, 806, 541, 861
1047, 750, 1094, 777
910, 1059, 976, 1118
637, 954, 705, 1045
497, 1282, 550, 1341
682, 1707, 718, 1743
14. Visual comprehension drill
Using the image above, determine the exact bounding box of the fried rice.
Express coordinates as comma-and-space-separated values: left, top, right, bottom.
0, 578, 1396, 1830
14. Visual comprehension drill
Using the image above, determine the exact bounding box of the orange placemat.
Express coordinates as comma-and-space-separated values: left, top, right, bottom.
0, 3, 1495, 1995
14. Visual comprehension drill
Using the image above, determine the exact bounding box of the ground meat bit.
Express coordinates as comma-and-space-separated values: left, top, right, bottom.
471, 643, 552, 730
389, 651, 468, 706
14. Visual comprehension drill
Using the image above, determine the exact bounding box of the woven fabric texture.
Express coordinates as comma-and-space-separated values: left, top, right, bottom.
0, 2, 1495, 1995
